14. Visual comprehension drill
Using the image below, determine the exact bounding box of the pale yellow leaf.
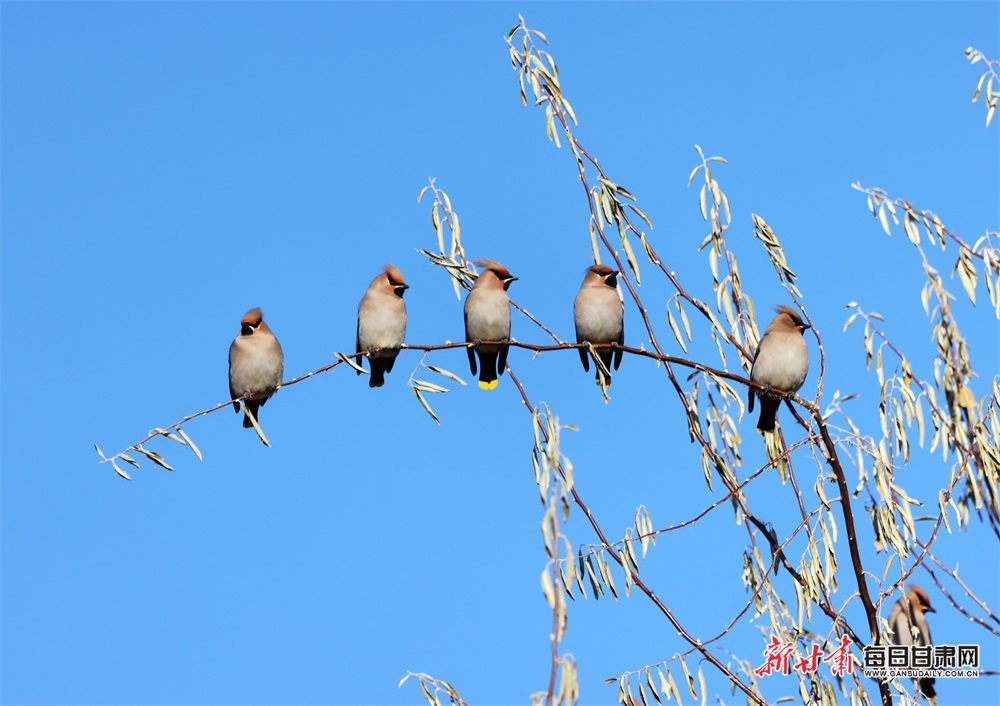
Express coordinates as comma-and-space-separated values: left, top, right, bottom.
176, 428, 202, 461
412, 388, 441, 425
118, 452, 141, 468
134, 446, 176, 471
111, 458, 131, 481
541, 567, 556, 608
335, 351, 368, 374
878, 204, 891, 235
425, 365, 467, 386
412, 379, 449, 394
242, 404, 271, 447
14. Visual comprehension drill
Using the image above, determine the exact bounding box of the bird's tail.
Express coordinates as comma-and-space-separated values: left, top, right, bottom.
369, 359, 387, 388
918, 677, 936, 700
593, 352, 613, 387
756, 397, 780, 432
477, 350, 499, 390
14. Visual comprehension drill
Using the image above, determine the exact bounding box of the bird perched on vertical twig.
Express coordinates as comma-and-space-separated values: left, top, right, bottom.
464, 259, 517, 390
887, 584, 937, 700
748, 305, 810, 432
228, 308, 284, 428
356, 265, 409, 388
574, 264, 624, 386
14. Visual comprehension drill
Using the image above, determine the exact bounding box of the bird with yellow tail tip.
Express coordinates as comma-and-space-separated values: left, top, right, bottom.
464, 259, 517, 390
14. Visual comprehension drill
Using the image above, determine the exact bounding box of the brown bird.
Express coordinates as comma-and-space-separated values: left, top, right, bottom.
574, 264, 624, 386
356, 265, 409, 388
887, 584, 937, 700
464, 259, 517, 390
748, 305, 810, 432
228, 308, 284, 428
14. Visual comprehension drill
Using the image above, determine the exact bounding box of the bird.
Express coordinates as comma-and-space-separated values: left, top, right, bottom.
887, 584, 937, 700
574, 264, 624, 386
464, 259, 517, 390
228, 307, 284, 429
356, 264, 409, 388
748, 305, 810, 432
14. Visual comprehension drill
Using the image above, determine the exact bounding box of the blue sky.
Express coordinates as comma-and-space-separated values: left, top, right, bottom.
3, 2, 998, 705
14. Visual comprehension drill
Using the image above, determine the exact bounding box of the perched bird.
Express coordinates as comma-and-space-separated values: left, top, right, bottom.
748, 305, 810, 432
464, 259, 517, 390
887, 584, 937, 700
574, 264, 624, 386
228, 308, 284, 428
356, 265, 409, 388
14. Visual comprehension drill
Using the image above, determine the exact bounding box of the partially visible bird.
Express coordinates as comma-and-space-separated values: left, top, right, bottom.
464, 259, 517, 390
356, 264, 409, 388
229, 308, 284, 428
887, 584, 937, 700
574, 264, 624, 386
748, 305, 810, 432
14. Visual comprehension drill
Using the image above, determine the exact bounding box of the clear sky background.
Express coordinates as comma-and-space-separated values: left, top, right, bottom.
3, 2, 998, 705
